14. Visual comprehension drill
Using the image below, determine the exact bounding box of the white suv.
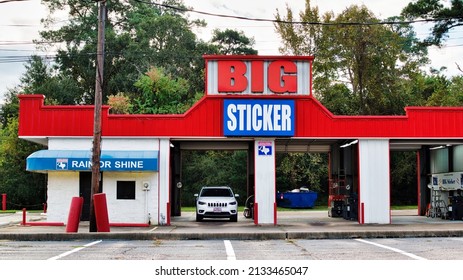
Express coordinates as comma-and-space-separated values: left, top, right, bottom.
194, 186, 239, 222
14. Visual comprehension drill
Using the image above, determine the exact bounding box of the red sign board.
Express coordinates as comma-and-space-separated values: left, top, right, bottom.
205, 55, 313, 95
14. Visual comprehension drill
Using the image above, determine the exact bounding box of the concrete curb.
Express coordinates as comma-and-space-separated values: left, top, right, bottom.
2, 229, 463, 241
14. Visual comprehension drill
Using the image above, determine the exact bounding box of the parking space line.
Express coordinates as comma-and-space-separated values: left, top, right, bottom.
224, 240, 236, 260
355, 239, 427, 260
47, 240, 102, 260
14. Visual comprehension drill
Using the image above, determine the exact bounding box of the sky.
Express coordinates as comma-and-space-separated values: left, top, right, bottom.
1, 0, 462, 103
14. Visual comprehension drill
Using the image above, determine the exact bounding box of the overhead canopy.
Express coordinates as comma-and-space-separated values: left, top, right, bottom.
27, 150, 158, 172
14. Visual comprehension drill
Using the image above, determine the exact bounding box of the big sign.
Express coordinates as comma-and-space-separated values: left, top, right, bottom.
205, 56, 312, 95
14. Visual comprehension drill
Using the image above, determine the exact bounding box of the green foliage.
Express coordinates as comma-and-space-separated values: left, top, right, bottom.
132, 67, 193, 114
276, 153, 328, 193
181, 150, 248, 206
425, 75, 463, 106
39, 0, 210, 104
211, 29, 258, 55
0, 118, 46, 210
390, 152, 417, 205
108, 92, 132, 114
402, 0, 463, 46
275, 0, 428, 115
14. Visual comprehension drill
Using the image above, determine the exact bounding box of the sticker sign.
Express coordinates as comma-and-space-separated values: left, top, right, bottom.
224, 99, 295, 136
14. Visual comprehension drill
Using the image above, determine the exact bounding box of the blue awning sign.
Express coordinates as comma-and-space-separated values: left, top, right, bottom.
27, 150, 158, 172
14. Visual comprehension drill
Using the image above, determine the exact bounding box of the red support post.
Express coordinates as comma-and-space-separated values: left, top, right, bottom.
22, 208, 26, 225
93, 193, 110, 232
254, 202, 258, 225
66, 197, 84, 233
2, 193, 6, 211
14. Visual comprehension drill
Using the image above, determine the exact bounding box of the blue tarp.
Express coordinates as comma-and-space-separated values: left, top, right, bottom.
276, 191, 318, 208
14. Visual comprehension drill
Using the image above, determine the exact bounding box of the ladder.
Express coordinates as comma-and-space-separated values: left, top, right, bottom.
429, 189, 448, 218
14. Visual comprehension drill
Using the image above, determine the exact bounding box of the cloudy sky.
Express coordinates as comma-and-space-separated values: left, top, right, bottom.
1, 0, 462, 101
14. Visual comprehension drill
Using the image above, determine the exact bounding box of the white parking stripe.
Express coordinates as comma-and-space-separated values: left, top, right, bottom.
47, 240, 102, 260
355, 239, 427, 260
224, 240, 236, 260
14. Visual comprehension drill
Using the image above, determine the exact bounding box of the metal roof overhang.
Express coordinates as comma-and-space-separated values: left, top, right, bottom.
26, 150, 158, 172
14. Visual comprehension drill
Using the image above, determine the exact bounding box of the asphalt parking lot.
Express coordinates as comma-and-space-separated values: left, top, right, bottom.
1, 209, 463, 240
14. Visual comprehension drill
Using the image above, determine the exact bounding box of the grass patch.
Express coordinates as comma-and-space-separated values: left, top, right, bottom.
182, 205, 416, 212
391, 205, 417, 210
181, 205, 328, 212
0, 210, 44, 214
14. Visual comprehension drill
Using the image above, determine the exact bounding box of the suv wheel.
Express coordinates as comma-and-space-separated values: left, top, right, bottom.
230, 214, 238, 222
196, 213, 203, 222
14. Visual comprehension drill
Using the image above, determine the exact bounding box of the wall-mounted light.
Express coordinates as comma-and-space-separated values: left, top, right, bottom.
169, 143, 174, 148
142, 181, 150, 191
340, 139, 358, 148
429, 145, 445, 150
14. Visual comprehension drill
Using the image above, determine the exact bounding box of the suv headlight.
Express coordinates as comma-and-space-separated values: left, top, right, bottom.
229, 201, 237, 205
198, 201, 206, 205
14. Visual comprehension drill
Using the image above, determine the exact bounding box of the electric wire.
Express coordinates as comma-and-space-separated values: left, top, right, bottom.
133, 0, 463, 27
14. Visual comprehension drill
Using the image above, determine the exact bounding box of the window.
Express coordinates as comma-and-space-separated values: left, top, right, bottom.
117, 181, 136, 200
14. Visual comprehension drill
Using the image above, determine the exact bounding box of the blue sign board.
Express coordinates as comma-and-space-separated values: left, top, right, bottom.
258, 142, 273, 156
224, 99, 295, 136
27, 150, 158, 172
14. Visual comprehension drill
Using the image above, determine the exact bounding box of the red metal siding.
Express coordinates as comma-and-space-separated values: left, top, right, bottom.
18, 94, 463, 139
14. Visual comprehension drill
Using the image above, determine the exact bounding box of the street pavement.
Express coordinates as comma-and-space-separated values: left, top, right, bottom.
0, 209, 462, 241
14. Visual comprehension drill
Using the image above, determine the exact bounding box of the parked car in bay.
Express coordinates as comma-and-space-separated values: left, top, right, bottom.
194, 186, 239, 222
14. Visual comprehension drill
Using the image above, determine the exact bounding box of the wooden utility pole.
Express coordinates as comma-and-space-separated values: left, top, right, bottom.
89, 0, 106, 232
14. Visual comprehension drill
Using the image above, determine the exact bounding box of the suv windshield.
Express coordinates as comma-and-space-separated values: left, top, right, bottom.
200, 188, 233, 197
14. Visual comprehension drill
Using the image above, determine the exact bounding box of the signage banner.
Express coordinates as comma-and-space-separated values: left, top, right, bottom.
431, 172, 463, 190
224, 99, 295, 136
27, 150, 158, 172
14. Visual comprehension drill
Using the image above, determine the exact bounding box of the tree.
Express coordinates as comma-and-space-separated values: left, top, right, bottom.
38, 0, 212, 104
181, 150, 248, 206
0, 118, 46, 210
211, 29, 258, 55
275, 0, 428, 115
402, 0, 463, 47
131, 67, 198, 114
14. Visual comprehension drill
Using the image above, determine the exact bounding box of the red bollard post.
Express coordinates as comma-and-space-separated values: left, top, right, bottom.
93, 193, 110, 232
43, 203, 47, 214
2, 193, 6, 211
66, 197, 84, 233
22, 208, 27, 225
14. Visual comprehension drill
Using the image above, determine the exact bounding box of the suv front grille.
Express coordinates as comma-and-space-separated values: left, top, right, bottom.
208, 202, 227, 207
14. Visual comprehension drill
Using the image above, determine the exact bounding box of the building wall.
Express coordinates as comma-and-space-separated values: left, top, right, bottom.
453, 145, 463, 172
431, 148, 449, 173
49, 137, 160, 151
45, 137, 162, 224
254, 139, 276, 224
103, 172, 157, 224
47, 171, 80, 222
358, 139, 390, 224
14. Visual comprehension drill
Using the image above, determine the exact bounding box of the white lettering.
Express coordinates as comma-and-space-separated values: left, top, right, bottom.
252, 105, 262, 131
101, 161, 111, 169
71, 160, 91, 168
115, 161, 144, 169
236, 104, 246, 131
281, 104, 291, 131
227, 104, 237, 131
246, 104, 251, 131
273, 104, 281, 131
263, 105, 273, 131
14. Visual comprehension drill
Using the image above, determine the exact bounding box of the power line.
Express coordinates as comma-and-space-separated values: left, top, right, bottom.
133, 0, 463, 27
0, 0, 31, 3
